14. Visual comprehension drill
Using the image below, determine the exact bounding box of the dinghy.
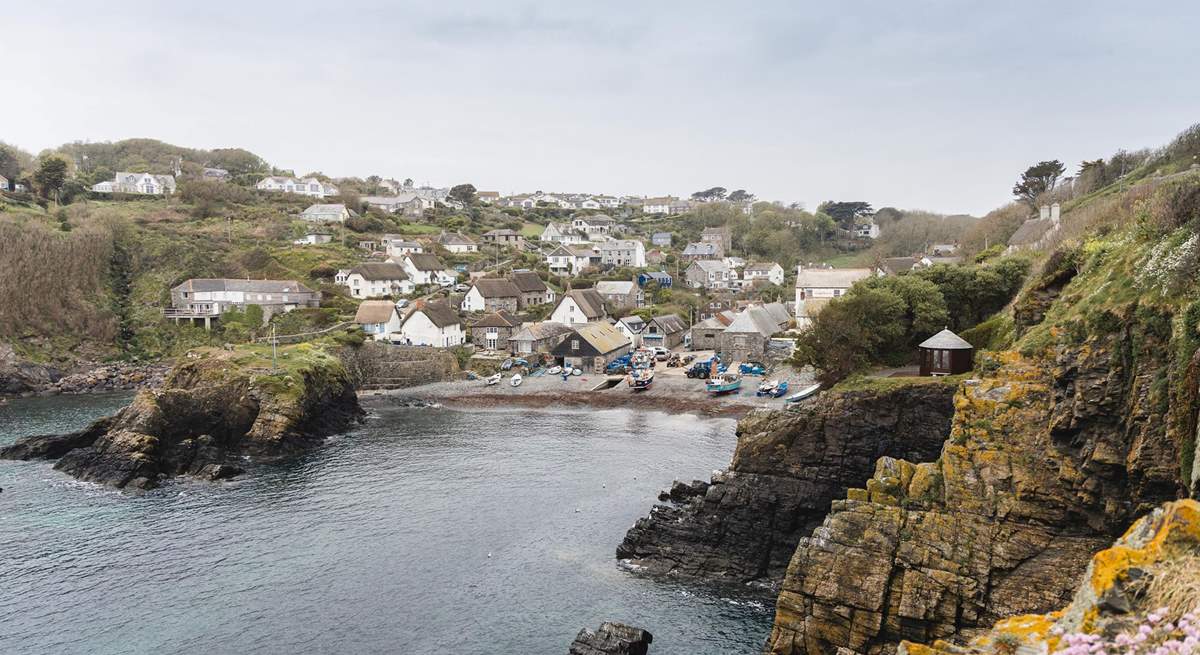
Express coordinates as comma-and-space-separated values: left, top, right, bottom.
510, 373, 523, 387
785, 383, 821, 403
484, 373, 502, 386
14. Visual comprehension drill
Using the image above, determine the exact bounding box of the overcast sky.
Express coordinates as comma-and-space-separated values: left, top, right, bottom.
4, 1, 1198, 215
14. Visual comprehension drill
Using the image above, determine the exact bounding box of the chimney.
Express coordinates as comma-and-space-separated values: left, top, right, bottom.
1050, 203, 1061, 224
1039, 205, 1050, 220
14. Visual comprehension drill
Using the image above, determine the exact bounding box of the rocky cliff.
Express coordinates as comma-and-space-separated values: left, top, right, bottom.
617, 381, 957, 585
766, 228, 1195, 654
569, 622, 653, 655
898, 499, 1200, 655
1, 344, 361, 489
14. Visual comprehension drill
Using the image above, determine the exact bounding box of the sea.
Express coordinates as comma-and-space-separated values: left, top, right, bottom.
0, 393, 774, 654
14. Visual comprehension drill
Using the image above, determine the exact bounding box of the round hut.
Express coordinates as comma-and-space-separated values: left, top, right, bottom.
918, 329, 974, 376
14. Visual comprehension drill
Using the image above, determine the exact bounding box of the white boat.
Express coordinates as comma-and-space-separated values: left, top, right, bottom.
547, 366, 562, 375
570, 368, 582, 376
510, 373, 523, 387
484, 373, 502, 386
785, 383, 821, 403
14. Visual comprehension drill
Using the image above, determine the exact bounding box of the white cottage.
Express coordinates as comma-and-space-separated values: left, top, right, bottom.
354, 300, 403, 340
397, 302, 464, 347
344, 262, 414, 298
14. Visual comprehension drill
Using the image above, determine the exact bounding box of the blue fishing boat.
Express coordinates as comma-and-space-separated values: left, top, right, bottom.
706, 372, 742, 394
627, 368, 654, 390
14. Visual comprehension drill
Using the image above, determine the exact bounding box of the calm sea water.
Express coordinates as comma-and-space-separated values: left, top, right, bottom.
0, 393, 773, 654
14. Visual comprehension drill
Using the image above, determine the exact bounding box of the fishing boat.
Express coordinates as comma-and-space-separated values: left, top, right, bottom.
510, 373, 523, 387
757, 379, 789, 398
785, 383, 821, 403
627, 367, 654, 390
706, 372, 742, 394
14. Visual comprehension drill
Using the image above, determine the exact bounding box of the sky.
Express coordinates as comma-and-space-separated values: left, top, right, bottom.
3, 1, 1198, 215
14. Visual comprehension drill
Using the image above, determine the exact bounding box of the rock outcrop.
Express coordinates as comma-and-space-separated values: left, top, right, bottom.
569, 622, 653, 655
1, 346, 361, 489
617, 382, 957, 585
897, 499, 1200, 655
766, 343, 1188, 654
0, 343, 167, 396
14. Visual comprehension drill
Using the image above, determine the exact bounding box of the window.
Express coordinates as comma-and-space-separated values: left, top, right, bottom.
833, 289, 842, 297
571, 339, 580, 351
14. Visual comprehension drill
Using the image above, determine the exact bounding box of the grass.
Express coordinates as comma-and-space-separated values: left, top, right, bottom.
519, 222, 544, 238
832, 373, 967, 393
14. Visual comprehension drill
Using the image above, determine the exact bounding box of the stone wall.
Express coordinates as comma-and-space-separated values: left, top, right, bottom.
340, 342, 460, 391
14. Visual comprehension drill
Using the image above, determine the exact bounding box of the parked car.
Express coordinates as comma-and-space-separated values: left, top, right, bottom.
453, 283, 470, 292
651, 346, 670, 361
394, 299, 410, 309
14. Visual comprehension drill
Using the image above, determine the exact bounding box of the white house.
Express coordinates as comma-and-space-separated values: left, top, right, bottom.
385, 240, 423, 258
300, 204, 351, 223
436, 232, 478, 253
742, 262, 785, 286
855, 220, 881, 239
257, 176, 339, 198
571, 215, 617, 237
794, 266, 876, 326
684, 260, 732, 290
541, 222, 589, 244
546, 245, 595, 276
401, 253, 457, 286
549, 288, 608, 325
0, 174, 8, 191
397, 302, 464, 347
597, 240, 646, 268
641, 197, 679, 214
344, 262, 414, 298
92, 172, 176, 195
362, 195, 424, 216
354, 300, 403, 340
293, 233, 332, 246
613, 315, 647, 348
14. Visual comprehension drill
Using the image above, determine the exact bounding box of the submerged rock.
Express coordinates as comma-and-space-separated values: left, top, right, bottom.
0, 348, 361, 489
617, 382, 957, 586
569, 622, 653, 655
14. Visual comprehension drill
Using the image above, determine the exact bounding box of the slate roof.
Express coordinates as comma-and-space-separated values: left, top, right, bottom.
354, 300, 398, 324
617, 315, 646, 333
724, 307, 778, 336
690, 260, 729, 273
595, 280, 637, 296
880, 257, 920, 274
438, 232, 476, 246
1007, 218, 1054, 247
761, 302, 790, 326
349, 262, 408, 281
682, 242, 721, 257
174, 278, 315, 294
471, 278, 522, 298
745, 262, 782, 273
301, 203, 346, 215
918, 329, 974, 350
651, 314, 687, 334
794, 268, 873, 289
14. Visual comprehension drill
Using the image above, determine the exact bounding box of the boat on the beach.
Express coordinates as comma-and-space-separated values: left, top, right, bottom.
570, 368, 582, 376
510, 373, 523, 387
785, 383, 821, 403
484, 373, 502, 386
500, 358, 514, 371
547, 366, 562, 375
756, 379, 789, 397
706, 372, 742, 394
627, 368, 654, 390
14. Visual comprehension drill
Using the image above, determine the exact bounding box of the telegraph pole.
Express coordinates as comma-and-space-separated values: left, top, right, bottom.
271, 324, 278, 372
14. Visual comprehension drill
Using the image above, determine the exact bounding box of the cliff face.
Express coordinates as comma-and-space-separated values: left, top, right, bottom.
616, 382, 957, 585
1, 346, 361, 489
898, 499, 1200, 655
766, 319, 1189, 653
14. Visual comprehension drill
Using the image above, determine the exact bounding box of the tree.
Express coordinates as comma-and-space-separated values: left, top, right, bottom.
727, 189, 755, 203
1012, 160, 1065, 206
0, 142, 28, 181
33, 155, 69, 201
691, 186, 727, 202
449, 183, 477, 205
792, 288, 907, 384
817, 201, 874, 228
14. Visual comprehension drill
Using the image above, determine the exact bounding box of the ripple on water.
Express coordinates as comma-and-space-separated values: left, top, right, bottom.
0, 396, 773, 654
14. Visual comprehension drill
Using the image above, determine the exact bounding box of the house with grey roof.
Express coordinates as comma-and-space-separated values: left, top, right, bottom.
682, 241, 723, 260
549, 288, 608, 325
508, 321, 574, 355
397, 301, 463, 347
794, 266, 876, 327
642, 314, 687, 349
400, 253, 457, 286
300, 203, 352, 223
594, 280, 643, 310
436, 232, 478, 253
461, 278, 523, 314
684, 260, 732, 290
92, 172, 176, 195
344, 262, 413, 298
651, 232, 672, 247
257, 176, 339, 198
167, 278, 320, 327
719, 306, 778, 361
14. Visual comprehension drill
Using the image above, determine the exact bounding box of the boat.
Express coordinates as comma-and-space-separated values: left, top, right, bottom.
547, 366, 562, 375
785, 383, 822, 403
627, 368, 654, 390
706, 372, 742, 394
757, 379, 789, 397
484, 373, 502, 386
510, 373, 523, 387
500, 358, 514, 371
570, 368, 583, 376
